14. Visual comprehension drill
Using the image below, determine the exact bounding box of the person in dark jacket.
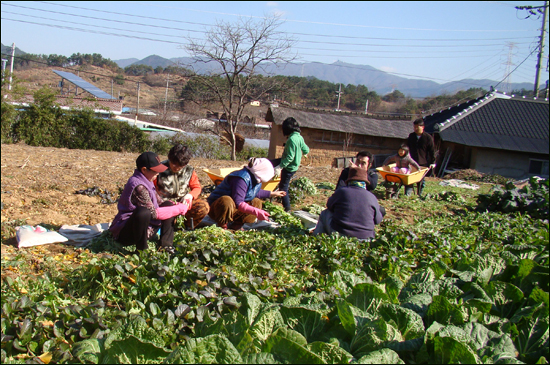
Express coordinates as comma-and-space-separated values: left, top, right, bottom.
406, 118, 436, 196
335, 150, 378, 191
313, 166, 384, 240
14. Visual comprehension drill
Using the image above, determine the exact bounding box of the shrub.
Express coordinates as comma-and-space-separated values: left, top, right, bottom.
149, 135, 173, 156
476, 177, 549, 219
1, 102, 19, 143
11, 87, 66, 147
114, 74, 125, 85
5, 87, 149, 152
236, 146, 268, 160
171, 134, 231, 160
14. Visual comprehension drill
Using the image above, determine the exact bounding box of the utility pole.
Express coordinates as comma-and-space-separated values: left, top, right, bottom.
8, 43, 15, 90
516, 2, 548, 97
135, 82, 140, 123
365, 99, 369, 114
111, 78, 114, 99
335, 84, 343, 111
164, 75, 170, 115
1, 59, 7, 84
534, 1, 548, 97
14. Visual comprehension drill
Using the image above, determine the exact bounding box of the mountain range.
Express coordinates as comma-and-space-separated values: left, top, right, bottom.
1, 43, 28, 57
0, 43, 533, 98
115, 54, 534, 98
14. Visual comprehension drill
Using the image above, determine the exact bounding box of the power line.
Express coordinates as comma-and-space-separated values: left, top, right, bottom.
1, 2, 541, 93
2, 16, 526, 61
3, 2, 540, 48
2, 3, 206, 34
1, 18, 186, 45
5, 9, 532, 52
0, 53, 144, 84
120, 1, 534, 33
1, 10, 191, 40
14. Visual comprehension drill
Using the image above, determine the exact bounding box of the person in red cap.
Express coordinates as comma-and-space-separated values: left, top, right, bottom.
313, 165, 384, 240
109, 151, 188, 254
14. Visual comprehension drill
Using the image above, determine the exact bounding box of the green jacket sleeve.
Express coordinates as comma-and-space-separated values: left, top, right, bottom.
279, 138, 297, 170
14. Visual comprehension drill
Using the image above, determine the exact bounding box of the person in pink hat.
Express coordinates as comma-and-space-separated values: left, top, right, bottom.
109, 151, 189, 254
207, 157, 286, 230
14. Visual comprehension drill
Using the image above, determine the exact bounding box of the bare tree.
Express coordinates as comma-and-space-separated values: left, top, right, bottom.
181, 16, 296, 160
343, 131, 354, 166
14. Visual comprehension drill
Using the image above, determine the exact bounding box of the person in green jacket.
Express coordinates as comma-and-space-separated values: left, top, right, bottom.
271, 117, 310, 212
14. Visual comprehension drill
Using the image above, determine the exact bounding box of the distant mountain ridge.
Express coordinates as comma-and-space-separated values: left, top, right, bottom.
1, 43, 27, 57
114, 58, 139, 68
2, 42, 532, 98
118, 55, 533, 97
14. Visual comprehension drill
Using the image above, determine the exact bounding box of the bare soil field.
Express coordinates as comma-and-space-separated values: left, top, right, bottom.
0, 142, 344, 227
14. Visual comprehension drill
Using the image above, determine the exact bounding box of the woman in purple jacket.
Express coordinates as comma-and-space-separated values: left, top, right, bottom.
207, 158, 286, 230
109, 152, 189, 254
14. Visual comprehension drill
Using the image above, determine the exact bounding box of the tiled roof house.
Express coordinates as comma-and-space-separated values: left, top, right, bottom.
266, 106, 415, 167
423, 92, 549, 179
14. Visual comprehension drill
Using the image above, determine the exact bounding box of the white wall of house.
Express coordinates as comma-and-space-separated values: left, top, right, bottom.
471, 147, 549, 179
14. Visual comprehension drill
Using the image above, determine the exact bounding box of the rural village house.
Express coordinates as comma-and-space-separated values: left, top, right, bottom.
423, 92, 549, 180
266, 106, 415, 167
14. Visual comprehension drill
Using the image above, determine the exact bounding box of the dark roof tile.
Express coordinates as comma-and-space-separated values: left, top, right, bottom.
267, 107, 413, 139
426, 94, 548, 154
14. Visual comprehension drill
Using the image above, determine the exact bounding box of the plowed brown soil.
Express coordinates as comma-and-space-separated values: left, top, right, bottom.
1, 143, 343, 229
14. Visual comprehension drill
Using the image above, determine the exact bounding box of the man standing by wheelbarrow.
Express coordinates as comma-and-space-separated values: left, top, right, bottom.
406, 118, 436, 196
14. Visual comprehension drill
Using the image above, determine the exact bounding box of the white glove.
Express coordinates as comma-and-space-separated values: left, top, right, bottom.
183, 193, 193, 208
274, 167, 282, 178
429, 163, 436, 169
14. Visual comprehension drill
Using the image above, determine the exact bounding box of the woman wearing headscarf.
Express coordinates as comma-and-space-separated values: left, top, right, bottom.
207, 158, 287, 230
313, 165, 384, 240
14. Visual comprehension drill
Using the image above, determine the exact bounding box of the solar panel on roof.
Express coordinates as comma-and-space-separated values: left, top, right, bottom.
53, 70, 114, 99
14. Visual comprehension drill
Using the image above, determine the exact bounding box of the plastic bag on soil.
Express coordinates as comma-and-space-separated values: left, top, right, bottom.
16, 225, 69, 248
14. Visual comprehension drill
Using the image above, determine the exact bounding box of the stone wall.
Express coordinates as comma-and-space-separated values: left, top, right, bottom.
471, 147, 548, 180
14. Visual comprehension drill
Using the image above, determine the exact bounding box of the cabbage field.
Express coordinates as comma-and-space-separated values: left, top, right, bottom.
1, 177, 548, 364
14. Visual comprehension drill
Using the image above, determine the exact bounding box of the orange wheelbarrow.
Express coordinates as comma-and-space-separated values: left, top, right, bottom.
203, 167, 281, 191
376, 163, 431, 195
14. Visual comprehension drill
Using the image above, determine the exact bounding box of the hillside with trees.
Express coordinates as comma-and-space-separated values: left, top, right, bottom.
4, 49, 532, 130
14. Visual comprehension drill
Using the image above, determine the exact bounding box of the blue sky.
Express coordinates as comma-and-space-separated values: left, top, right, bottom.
1, 1, 548, 90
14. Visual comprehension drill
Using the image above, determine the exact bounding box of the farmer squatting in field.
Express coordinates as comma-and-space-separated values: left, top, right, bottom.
207, 157, 286, 231
109, 151, 189, 255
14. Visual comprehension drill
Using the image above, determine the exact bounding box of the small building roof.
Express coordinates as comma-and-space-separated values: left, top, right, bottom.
266, 106, 413, 140
425, 93, 549, 155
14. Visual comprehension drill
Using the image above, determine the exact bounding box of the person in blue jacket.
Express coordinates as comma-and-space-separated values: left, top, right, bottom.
207, 157, 286, 230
